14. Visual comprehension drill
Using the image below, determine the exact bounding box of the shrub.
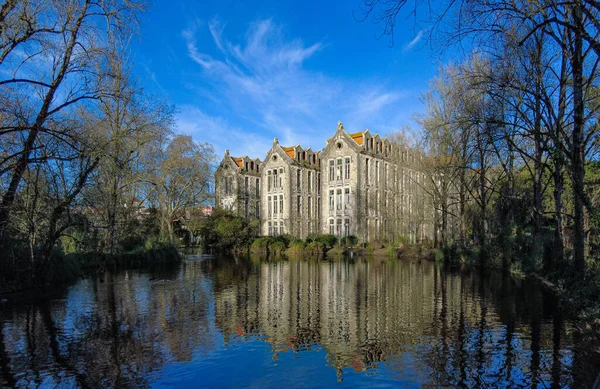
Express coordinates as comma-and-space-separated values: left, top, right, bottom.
277, 234, 295, 247
306, 234, 337, 248
396, 236, 411, 248
250, 237, 271, 252
269, 240, 286, 255
287, 240, 306, 254
306, 241, 325, 255
340, 235, 359, 246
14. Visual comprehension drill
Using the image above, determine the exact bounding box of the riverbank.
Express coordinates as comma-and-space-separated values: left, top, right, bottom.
0, 242, 181, 296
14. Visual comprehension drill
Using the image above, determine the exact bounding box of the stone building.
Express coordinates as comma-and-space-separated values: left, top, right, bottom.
214, 150, 262, 219
215, 122, 431, 243
259, 138, 321, 237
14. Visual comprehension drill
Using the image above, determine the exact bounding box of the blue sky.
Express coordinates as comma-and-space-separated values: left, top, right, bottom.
132, 1, 449, 159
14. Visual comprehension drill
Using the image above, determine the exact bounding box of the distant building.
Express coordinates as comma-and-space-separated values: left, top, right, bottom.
215, 122, 430, 243
215, 151, 262, 219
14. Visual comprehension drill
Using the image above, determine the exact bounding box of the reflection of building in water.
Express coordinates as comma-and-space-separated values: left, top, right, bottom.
213, 260, 442, 370
211, 259, 578, 387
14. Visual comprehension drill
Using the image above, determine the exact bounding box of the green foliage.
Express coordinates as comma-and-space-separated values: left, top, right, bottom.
269, 241, 286, 254
250, 237, 272, 252
286, 240, 306, 255
197, 208, 259, 253
305, 241, 325, 255
340, 235, 359, 246
509, 261, 526, 279
307, 234, 337, 248
387, 246, 398, 258
396, 236, 411, 248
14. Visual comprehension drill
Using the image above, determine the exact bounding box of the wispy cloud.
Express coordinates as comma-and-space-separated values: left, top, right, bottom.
179, 18, 410, 158
403, 29, 425, 52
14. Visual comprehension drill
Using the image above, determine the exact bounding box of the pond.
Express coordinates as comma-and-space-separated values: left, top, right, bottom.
0, 256, 594, 388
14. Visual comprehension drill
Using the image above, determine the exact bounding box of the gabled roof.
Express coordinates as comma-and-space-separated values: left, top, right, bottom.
231, 157, 243, 168
281, 146, 295, 159
349, 131, 364, 145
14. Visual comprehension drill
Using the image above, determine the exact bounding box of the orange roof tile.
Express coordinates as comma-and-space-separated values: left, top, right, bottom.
349, 132, 364, 145
281, 146, 295, 158
231, 157, 243, 168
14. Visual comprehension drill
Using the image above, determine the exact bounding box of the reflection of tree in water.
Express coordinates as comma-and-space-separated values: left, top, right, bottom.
0, 258, 593, 388
0, 263, 214, 388
209, 258, 584, 387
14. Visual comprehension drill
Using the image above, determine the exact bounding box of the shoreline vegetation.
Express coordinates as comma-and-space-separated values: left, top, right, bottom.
0, 241, 181, 296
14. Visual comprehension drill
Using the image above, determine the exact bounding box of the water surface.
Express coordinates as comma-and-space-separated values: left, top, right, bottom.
0, 257, 592, 388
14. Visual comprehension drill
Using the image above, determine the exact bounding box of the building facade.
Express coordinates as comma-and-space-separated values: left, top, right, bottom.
214, 150, 261, 219
215, 122, 430, 243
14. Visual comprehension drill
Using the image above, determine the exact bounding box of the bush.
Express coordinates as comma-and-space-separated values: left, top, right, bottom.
306, 234, 337, 248
396, 236, 411, 248
250, 237, 272, 253
287, 240, 306, 255
269, 240, 286, 255
340, 235, 359, 246
277, 234, 295, 247
306, 241, 325, 255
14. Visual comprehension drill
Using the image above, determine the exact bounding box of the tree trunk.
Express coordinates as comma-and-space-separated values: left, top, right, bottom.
571, 2, 586, 271
553, 162, 565, 265
0, 1, 90, 243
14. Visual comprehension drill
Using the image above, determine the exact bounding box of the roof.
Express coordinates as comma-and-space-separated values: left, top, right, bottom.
231, 157, 243, 168
281, 146, 295, 158
349, 131, 364, 145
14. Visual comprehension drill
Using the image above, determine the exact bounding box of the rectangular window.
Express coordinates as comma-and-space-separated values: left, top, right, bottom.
344, 219, 350, 237
279, 223, 284, 235
245, 176, 248, 193
344, 188, 350, 208
268, 222, 272, 236
268, 196, 272, 216
336, 158, 342, 180
279, 195, 283, 214
317, 200, 321, 219
256, 200, 260, 218
273, 170, 278, 188
308, 197, 312, 218
384, 164, 388, 190
297, 169, 301, 190
279, 169, 283, 187
344, 158, 350, 180
336, 219, 342, 236
273, 196, 277, 215
329, 190, 334, 211
375, 161, 379, 183
366, 158, 369, 183
375, 190, 379, 215
308, 171, 312, 192
297, 195, 301, 215
329, 160, 335, 181
317, 173, 321, 195
256, 178, 259, 197
329, 219, 334, 235
268, 171, 272, 191
336, 189, 342, 210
